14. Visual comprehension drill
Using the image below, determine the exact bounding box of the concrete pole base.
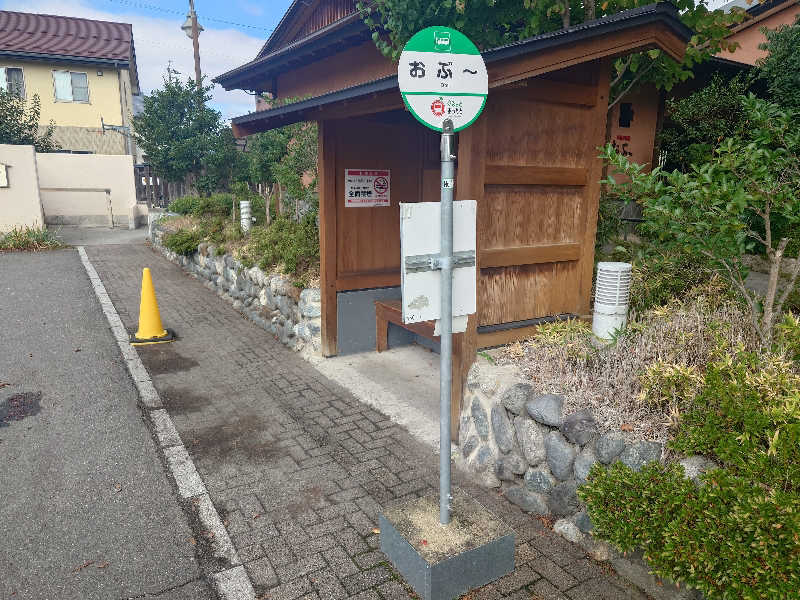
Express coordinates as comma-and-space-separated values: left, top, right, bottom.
379, 488, 515, 600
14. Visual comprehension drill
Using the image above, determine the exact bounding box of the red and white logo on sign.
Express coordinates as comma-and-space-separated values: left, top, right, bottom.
430, 98, 445, 117
373, 177, 389, 196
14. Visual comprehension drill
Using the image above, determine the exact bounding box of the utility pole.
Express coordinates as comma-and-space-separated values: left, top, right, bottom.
181, 0, 203, 89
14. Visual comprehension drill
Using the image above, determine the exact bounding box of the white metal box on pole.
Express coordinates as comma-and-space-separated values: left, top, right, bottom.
399, 200, 477, 333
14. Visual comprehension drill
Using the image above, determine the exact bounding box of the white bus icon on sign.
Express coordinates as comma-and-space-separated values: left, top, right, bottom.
434, 31, 451, 51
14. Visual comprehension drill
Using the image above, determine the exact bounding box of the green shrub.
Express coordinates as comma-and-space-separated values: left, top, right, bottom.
167, 195, 199, 215
163, 228, 204, 256
580, 462, 800, 600
670, 350, 800, 493
638, 360, 704, 409
595, 194, 624, 250
657, 74, 750, 172
775, 313, 800, 363
238, 212, 319, 275
167, 194, 235, 218
190, 193, 233, 217
629, 251, 718, 314
580, 348, 800, 599
0, 227, 63, 251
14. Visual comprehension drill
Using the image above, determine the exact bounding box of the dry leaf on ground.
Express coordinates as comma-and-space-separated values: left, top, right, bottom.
72, 561, 94, 573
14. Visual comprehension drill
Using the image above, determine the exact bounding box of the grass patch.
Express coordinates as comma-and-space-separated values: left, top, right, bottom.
0, 227, 64, 252
163, 227, 205, 256
498, 276, 758, 442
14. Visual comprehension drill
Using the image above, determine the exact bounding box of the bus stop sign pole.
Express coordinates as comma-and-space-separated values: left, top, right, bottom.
397, 26, 488, 527
439, 118, 455, 524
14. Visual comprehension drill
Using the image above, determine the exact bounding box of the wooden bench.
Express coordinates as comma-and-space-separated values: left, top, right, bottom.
374, 299, 466, 437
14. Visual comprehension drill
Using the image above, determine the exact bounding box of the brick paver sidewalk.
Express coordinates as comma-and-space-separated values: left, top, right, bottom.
87, 243, 646, 600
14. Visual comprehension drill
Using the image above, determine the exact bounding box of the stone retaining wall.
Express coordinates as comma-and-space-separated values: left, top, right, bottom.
150, 224, 322, 355
458, 359, 709, 600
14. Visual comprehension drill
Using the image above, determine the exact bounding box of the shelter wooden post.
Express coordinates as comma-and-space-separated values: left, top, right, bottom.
318, 120, 338, 356
453, 113, 487, 441
578, 59, 612, 317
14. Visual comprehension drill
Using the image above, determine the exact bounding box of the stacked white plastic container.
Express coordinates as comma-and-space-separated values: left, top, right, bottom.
592, 262, 632, 339
240, 200, 252, 233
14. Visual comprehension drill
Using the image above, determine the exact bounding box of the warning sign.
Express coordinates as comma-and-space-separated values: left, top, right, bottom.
345, 169, 390, 207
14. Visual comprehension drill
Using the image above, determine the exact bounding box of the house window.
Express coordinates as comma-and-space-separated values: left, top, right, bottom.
53, 70, 89, 102
0, 67, 25, 98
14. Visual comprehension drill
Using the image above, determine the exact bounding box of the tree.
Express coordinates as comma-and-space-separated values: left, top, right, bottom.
248, 128, 290, 188
602, 96, 800, 346
657, 74, 751, 172
196, 127, 248, 196
272, 122, 318, 208
758, 13, 800, 112
132, 75, 228, 185
0, 90, 60, 152
246, 119, 318, 220
357, 0, 745, 108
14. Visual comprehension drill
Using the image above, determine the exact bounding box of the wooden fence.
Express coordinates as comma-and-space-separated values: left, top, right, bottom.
134, 164, 189, 208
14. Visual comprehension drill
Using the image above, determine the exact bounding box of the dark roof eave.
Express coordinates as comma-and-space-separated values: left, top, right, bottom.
0, 50, 130, 67
231, 3, 692, 131
746, 0, 796, 18
232, 76, 397, 128
214, 13, 368, 90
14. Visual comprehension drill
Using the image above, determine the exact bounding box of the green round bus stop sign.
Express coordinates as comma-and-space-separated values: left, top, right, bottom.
398, 27, 488, 132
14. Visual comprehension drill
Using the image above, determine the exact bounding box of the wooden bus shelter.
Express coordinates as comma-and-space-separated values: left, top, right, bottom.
216, 2, 690, 437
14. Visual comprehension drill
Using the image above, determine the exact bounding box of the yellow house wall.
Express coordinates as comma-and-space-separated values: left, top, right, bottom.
0, 59, 127, 128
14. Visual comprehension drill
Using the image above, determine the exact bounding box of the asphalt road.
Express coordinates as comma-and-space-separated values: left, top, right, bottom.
0, 249, 212, 599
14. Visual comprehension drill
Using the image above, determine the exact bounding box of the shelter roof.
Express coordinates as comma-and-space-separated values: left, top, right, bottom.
256, 0, 358, 59
221, 3, 691, 137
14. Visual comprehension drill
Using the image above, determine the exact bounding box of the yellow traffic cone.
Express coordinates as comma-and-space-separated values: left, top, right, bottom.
130, 268, 175, 345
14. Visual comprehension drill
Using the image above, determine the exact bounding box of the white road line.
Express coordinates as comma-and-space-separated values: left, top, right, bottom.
77, 246, 253, 600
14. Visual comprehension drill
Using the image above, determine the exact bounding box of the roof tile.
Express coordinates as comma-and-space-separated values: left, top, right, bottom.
0, 10, 133, 61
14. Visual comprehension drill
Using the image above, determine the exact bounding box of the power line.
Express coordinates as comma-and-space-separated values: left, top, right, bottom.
134, 34, 258, 62
98, 0, 279, 32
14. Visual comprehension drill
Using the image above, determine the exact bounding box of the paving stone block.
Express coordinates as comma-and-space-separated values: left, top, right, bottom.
309, 569, 347, 600
245, 556, 278, 589
342, 566, 393, 595
532, 557, 579, 591
530, 579, 570, 600
377, 580, 415, 600
323, 545, 361, 579
276, 554, 327, 583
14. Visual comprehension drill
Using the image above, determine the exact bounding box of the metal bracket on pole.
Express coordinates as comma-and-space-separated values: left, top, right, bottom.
404, 250, 475, 273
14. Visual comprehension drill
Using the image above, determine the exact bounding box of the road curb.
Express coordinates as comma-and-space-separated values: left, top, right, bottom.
77, 246, 256, 600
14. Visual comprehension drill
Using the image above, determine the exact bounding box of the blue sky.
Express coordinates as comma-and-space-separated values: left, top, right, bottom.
0, 0, 295, 119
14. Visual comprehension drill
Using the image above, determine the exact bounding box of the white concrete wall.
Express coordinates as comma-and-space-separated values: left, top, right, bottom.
0, 144, 45, 231
35, 153, 137, 227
